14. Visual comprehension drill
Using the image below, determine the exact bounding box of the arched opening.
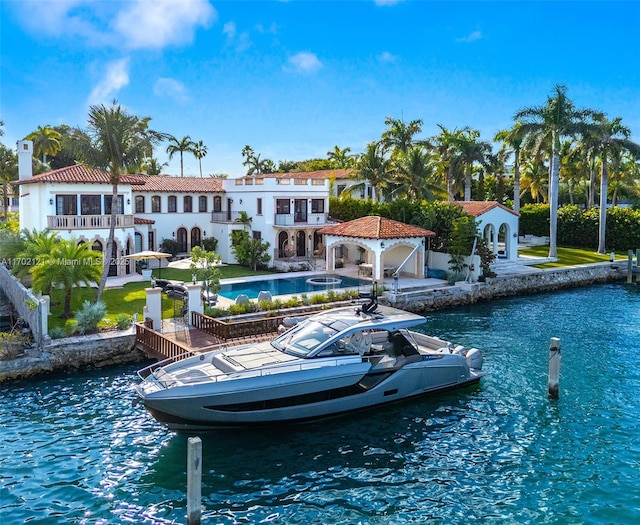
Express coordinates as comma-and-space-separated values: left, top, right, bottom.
108, 242, 118, 277
92, 240, 103, 252
295, 230, 306, 257
191, 227, 201, 249
177, 228, 188, 253
278, 231, 290, 258
498, 223, 510, 259
134, 232, 143, 253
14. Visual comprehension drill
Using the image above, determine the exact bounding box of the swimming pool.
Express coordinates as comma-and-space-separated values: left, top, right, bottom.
219, 274, 365, 300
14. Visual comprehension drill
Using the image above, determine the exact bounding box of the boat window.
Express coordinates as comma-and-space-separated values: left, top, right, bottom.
273, 321, 340, 358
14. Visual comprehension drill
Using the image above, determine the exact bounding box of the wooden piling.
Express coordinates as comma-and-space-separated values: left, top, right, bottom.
628, 250, 634, 284
187, 436, 202, 525
548, 337, 561, 399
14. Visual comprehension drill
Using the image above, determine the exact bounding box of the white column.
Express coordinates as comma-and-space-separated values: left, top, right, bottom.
144, 287, 162, 330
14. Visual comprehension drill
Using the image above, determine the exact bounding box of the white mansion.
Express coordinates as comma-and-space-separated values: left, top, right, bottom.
13, 140, 519, 278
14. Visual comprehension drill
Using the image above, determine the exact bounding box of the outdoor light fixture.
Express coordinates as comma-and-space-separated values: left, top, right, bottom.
172, 231, 175, 237
49, 198, 53, 205
239, 198, 243, 204
381, 241, 385, 249
127, 198, 131, 205
203, 231, 206, 237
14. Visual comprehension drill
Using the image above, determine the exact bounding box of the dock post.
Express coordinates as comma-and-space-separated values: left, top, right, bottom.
636, 248, 640, 268
548, 337, 561, 399
187, 437, 202, 525
628, 250, 634, 284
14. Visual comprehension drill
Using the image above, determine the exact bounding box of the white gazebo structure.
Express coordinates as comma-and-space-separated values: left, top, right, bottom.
458, 201, 520, 261
318, 216, 435, 283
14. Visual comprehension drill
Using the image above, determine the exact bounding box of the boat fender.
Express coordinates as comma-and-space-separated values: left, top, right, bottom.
465, 348, 483, 370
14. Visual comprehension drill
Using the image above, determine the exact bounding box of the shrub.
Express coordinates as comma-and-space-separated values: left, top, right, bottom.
74, 301, 107, 335
519, 204, 550, 236
115, 314, 132, 331
48, 326, 67, 339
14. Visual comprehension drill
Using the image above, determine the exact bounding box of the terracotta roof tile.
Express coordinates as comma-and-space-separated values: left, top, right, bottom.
132, 174, 224, 193
134, 217, 155, 225
318, 216, 435, 239
13, 164, 145, 185
457, 201, 520, 217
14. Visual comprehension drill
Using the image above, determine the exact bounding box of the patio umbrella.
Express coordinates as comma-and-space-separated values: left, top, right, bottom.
167, 257, 205, 270
124, 250, 171, 279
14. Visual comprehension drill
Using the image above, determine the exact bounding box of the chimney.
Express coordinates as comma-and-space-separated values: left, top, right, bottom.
17, 140, 33, 180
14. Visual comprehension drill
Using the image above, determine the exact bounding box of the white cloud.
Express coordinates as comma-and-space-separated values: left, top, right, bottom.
285, 52, 323, 74
153, 78, 189, 103
113, 0, 217, 49
223, 21, 251, 51
456, 30, 483, 43
378, 51, 397, 63
88, 58, 130, 104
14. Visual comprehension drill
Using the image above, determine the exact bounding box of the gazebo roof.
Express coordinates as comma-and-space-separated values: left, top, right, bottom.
318, 216, 434, 240
457, 201, 520, 218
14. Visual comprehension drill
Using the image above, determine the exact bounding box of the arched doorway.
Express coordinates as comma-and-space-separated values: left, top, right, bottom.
278, 231, 289, 258
191, 227, 201, 249
295, 230, 306, 257
177, 228, 187, 253
125, 239, 133, 274
108, 242, 118, 277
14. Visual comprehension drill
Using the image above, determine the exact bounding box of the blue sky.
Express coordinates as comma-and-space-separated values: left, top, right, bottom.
2, 0, 639, 177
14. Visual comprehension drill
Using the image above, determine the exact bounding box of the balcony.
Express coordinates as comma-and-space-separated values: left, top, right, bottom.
274, 212, 328, 226
47, 214, 135, 230
210, 211, 241, 223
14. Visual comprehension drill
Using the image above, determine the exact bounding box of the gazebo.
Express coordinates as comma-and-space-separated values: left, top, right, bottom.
318, 216, 435, 282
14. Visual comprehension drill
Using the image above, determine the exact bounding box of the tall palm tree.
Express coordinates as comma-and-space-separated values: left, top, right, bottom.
426, 125, 468, 202
194, 140, 208, 177
455, 128, 490, 201
72, 100, 166, 301
591, 116, 640, 253
513, 84, 599, 258
355, 141, 391, 202
166, 135, 196, 177
25, 125, 62, 165
494, 123, 525, 213
381, 116, 423, 154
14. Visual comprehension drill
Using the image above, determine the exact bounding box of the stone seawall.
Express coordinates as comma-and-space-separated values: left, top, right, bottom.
0, 331, 146, 383
385, 263, 627, 312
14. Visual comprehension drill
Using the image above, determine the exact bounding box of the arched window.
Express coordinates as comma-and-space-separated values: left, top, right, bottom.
213, 196, 222, 212
184, 196, 192, 212
168, 196, 177, 213
135, 195, 145, 213
199, 196, 207, 212
191, 227, 201, 248
151, 195, 161, 213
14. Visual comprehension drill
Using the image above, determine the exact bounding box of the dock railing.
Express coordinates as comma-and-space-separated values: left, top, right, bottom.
191, 311, 294, 341
135, 320, 195, 361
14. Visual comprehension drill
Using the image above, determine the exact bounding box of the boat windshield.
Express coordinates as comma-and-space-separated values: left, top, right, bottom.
272, 320, 340, 358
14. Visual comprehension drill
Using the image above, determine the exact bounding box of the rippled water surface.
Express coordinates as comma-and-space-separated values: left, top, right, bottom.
2, 284, 639, 524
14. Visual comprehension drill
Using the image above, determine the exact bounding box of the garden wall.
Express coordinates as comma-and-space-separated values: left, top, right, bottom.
0, 264, 49, 347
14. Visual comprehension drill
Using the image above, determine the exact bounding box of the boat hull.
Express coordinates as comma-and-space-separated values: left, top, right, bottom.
138, 360, 484, 430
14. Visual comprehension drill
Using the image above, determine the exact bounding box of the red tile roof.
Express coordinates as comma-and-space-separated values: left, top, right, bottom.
318, 216, 435, 239
132, 174, 224, 193
457, 201, 520, 217
243, 168, 353, 181
134, 217, 155, 225
13, 164, 146, 185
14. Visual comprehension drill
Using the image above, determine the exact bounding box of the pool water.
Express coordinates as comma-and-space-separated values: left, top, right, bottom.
219, 274, 366, 299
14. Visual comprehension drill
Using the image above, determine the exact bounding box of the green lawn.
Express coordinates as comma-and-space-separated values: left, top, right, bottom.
47, 264, 276, 332
518, 246, 626, 268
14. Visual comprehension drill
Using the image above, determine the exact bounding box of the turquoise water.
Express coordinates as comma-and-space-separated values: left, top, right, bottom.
219, 274, 364, 299
1, 283, 639, 524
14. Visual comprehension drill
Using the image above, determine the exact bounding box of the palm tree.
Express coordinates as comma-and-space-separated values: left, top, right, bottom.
194, 140, 208, 177
513, 84, 599, 258
426, 125, 468, 202
591, 116, 640, 253
30, 239, 102, 318
519, 158, 548, 203
494, 123, 525, 213
381, 116, 423, 154
12, 229, 59, 287
393, 146, 444, 201
455, 128, 490, 201
0, 143, 17, 221
72, 100, 166, 301
166, 135, 196, 177
327, 145, 353, 168
234, 210, 252, 231
355, 141, 391, 202
25, 125, 62, 165
141, 157, 168, 175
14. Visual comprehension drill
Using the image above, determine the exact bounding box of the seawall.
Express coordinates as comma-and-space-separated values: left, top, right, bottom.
0, 262, 629, 382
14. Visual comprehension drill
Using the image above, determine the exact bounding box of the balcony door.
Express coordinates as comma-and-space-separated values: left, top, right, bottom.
294, 199, 307, 223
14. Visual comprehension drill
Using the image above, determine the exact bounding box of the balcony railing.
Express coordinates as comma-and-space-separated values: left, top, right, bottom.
47, 214, 135, 230
210, 211, 240, 223
274, 212, 328, 226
